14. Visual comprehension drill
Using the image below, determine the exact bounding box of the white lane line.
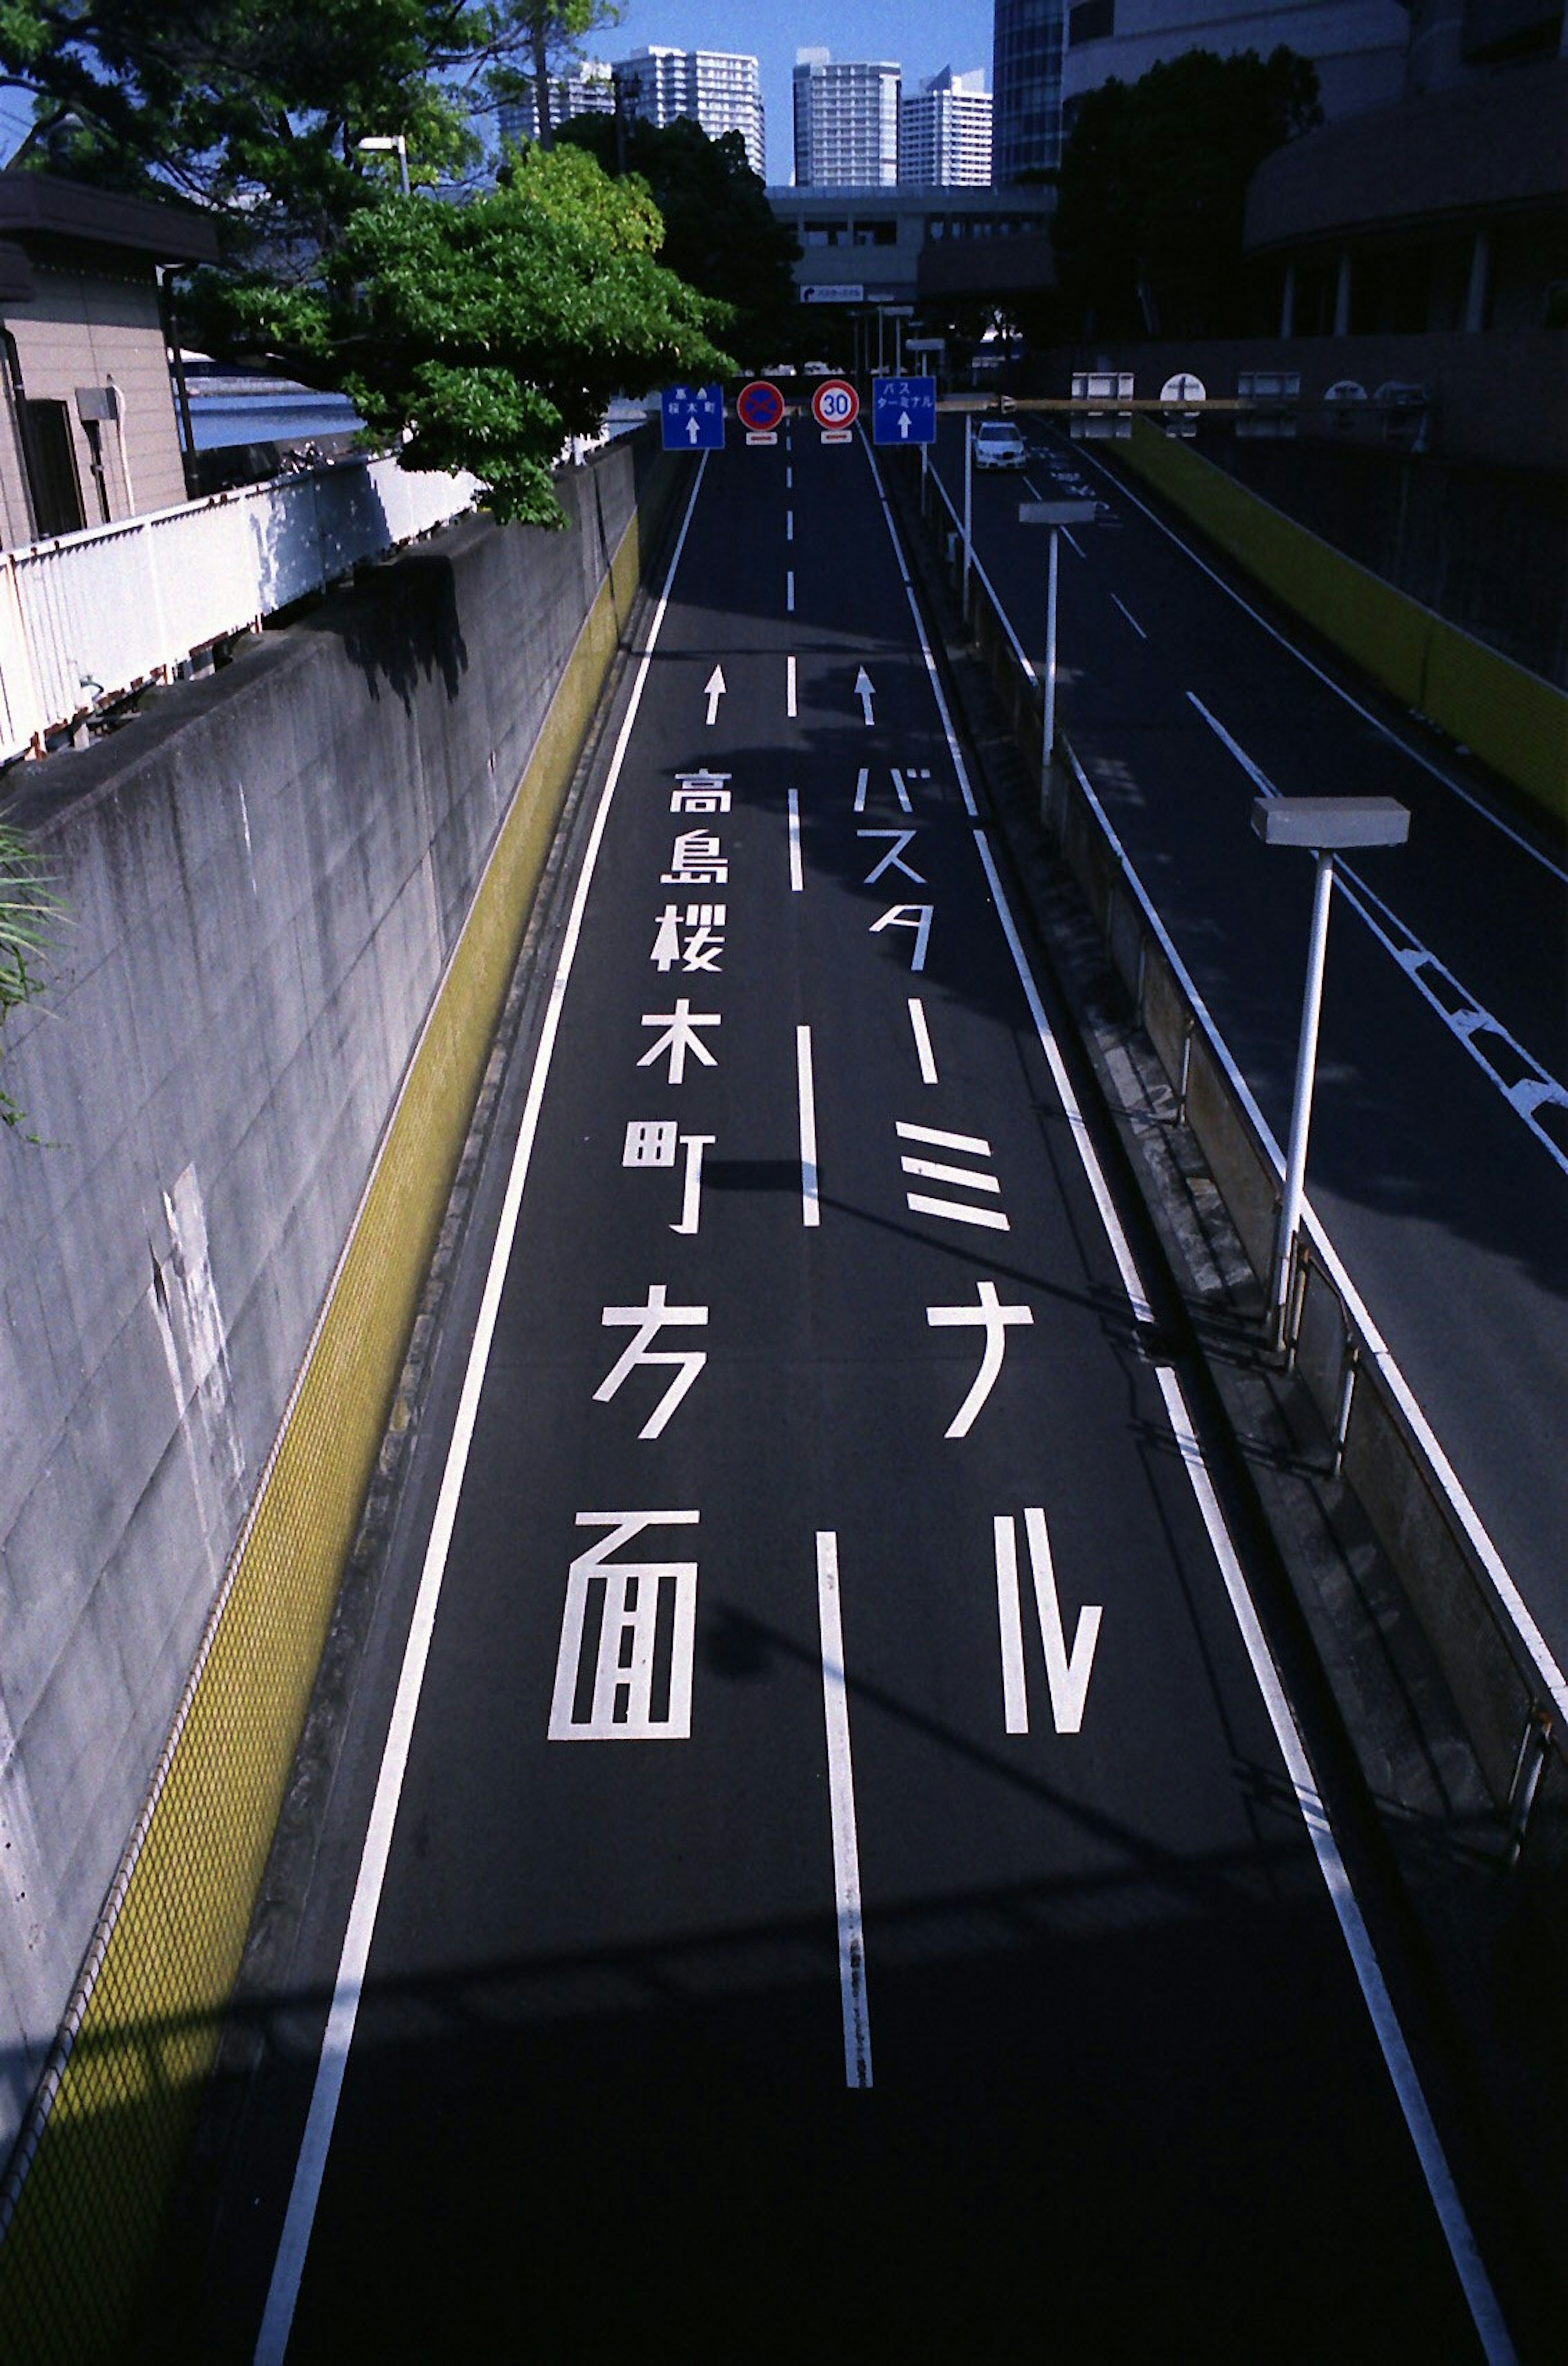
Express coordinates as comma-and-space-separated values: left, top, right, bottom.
253, 459, 713, 2366
787, 788, 804, 894
786, 653, 797, 719
787, 463, 793, 489
993, 1516, 1029, 1733
1071, 441, 1568, 886
797, 1024, 820, 1227
1190, 692, 1568, 1179
816, 1532, 873, 2090
1112, 594, 1148, 641
860, 435, 978, 815
786, 568, 795, 614
1154, 1362, 1516, 2366
908, 997, 939, 1083
975, 818, 1515, 2359
786, 509, 795, 542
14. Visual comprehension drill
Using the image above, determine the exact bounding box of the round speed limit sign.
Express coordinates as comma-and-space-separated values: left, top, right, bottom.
811, 378, 860, 434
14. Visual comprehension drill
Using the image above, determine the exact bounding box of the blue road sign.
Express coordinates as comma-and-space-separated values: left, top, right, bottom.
661, 384, 724, 452
871, 376, 937, 447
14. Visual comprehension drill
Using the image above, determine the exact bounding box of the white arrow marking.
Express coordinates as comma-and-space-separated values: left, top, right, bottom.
703, 664, 726, 727
854, 666, 875, 727
898, 411, 911, 439
686, 415, 700, 445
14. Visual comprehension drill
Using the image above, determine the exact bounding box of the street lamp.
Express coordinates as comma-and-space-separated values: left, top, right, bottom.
1020, 497, 1096, 807
357, 134, 410, 196
1252, 794, 1410, 1349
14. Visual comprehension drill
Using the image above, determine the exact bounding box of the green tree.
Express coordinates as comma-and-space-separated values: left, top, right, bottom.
0, 2, 732, 520
488, 1, 621, 150
206, 142, 733, 522
559, 111, 801, 372
1052, 47, 1321, 340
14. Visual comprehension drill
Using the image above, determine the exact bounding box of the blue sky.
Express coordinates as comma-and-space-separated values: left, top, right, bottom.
0, 3, 1000, 184
596, 1, 997, 183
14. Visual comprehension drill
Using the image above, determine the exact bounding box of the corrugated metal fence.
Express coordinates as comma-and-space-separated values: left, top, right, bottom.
0, 454, 479, 764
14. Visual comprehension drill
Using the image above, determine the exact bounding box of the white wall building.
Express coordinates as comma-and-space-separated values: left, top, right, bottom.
613, 45, 766, 177
900, 67, 993, 185
793, 51, 901, 187
1061, 0, 1411, 128
498, 58, 615, 147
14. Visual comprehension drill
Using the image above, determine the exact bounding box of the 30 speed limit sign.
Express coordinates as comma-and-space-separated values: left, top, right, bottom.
811, 378, 860, 441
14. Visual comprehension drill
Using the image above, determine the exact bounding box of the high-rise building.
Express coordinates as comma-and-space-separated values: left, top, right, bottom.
1061, 1, 1409, 128
899, 67, 993, 186
498, 58, 615, 149
793, 50, 901, 187
612, 46, 766, 178
992, 0, 1065, 180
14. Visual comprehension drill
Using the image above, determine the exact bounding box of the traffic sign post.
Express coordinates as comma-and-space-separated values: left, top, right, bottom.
811, 378, 859, 444
1019, 498, 1098, 805
871, 377, 936, 448
736, 378, 787, 443
660, 384, 724, 452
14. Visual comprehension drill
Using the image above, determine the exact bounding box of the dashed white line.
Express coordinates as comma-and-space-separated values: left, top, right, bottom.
786, 654, 797, 718
786, 568, 795, 613
797, 1024, 820, 1227
1112, 594, 1147, 641
787, 788, 803, 894
817, 1531, 872, 2090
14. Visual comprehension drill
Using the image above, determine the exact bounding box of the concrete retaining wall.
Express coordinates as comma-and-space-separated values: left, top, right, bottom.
0, 432, 670, 2306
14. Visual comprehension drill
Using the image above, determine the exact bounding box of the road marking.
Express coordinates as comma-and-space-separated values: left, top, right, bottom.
907, 996, 938, 1083
898, 1120, 991, 1154
928, 1283, 1032, 1437
817, 1531, 873, 2090
797, 1025, 820, 1228
786, 508, 794, 542
671, 1134, 712, 1235
869, 902, 933, 971
548, 1513, 700, 1740
638, 1000, 720, 1084
906, 1192, 1009, 1231
1190, 692, 1568, 1178
252, 457, 713, 2366
901, 1155, 1001, 1192
787, 788, 803, 893
993, 1508, 1102, 1733
890, 767, 913, 813
1112, 595, 1147, 641
787, 653, 797, 718
786, 463, 793, 489
854, 665, 875, 726
703, 664, 725, 726
898, 1121, 1011, 1231
858, 828, 924, 887
595, 1285, 708, 1438
786, 568, 795, 613
854, 766, 869, 813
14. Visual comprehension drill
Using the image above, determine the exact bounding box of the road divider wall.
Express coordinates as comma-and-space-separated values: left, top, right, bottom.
0, 434, 679, 2364
911, 450, 1568, 1941
1116, 419, 1568, 829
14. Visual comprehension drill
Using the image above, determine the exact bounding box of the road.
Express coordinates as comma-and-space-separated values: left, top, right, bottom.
196, 423, 1512, 2362
928, 414, 1568, 1687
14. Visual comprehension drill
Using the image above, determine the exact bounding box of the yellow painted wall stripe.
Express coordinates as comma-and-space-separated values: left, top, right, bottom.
1120, 419, 1568, 827
0, 457, 675, 2364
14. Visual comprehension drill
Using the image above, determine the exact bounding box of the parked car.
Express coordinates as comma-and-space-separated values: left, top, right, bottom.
973, 419, 1027, 470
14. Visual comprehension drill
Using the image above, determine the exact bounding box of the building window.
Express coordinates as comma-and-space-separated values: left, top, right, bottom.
19, 399, 84, 539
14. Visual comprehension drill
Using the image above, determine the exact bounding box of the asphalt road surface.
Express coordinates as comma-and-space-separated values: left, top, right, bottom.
197, 425, 1515, 2363
931, 414, 1568, 1702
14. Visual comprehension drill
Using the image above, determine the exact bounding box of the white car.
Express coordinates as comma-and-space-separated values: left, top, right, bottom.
974, 419, 1027, 470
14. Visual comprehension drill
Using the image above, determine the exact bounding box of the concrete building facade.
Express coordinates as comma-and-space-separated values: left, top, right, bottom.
614, 46, 766, 178
793, 52, 901, 188
899, 68, 994, 186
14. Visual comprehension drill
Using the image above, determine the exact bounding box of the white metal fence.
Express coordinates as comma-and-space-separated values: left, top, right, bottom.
0, 453, 479, 765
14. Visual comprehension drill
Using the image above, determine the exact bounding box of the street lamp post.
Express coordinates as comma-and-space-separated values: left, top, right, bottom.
1020, 497, 1096, 814
1251, 794, 1410, 1350
357, 133, 410, 196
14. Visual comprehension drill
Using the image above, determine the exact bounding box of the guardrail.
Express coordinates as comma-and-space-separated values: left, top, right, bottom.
0, 453, 480, 767
913, 446, 1568, 1903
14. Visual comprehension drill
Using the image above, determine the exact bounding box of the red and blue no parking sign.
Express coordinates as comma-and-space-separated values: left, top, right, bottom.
736, 379, 787, 441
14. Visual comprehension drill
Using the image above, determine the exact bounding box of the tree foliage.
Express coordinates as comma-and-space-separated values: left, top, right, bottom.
559, 111, 801, 368
1052, 47, 1322, 339
0, 1, 726, 519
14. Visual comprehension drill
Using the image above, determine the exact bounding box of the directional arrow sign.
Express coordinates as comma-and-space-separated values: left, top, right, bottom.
704, 666, 726, 727
854, 667, 875, 727
660, 383, 724, 452
871, 376, 936, 447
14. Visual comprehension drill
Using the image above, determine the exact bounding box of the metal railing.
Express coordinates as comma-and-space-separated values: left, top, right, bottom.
0, 453, 479, 766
